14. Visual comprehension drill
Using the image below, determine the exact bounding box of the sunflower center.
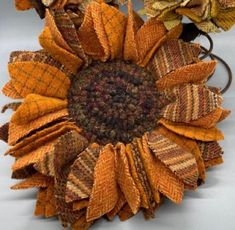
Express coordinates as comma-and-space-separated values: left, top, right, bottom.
68, 61, 160, 145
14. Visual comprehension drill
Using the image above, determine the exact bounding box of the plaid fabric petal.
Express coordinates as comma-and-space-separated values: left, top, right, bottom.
86, 144, 118, 222
9, 50, 73, 78
137, 137, 184, 204
39, 27, 82, 74
147, 130, 199, 189
100, 3, 126, 59
158, 126, 206, 182
116, 143, 140, 214
162, 84, 222, 123
8, 108, 68, 145
11, 94, 67, 124
8, 61, 70, 99
156, 61, 217, 91
124, 1, 144, 63
198, 141, 223, 168
36, 130, 88, 177
78, 2, 110, 61
65, 144, 101, 202
159, 118, 224, 141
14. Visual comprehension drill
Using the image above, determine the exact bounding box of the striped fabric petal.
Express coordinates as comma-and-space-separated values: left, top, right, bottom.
149, 39, 201, 80
147, 130, 199, 189
162, 84, 222, 123
65, 144, 101, 202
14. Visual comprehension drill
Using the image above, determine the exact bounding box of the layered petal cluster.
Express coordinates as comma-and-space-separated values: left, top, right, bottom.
144, 0, 235, 32
1, 1, 229, 229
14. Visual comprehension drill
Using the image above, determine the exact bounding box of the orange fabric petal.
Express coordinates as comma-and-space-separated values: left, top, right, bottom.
116, 143, 140, 214
11, 94, 67, 124
218, 109, 231, 122
2, 80, 22, 99
8, 61, 70, 99
86, 144, 118, 222
118, 204, 134, 221
6, 122, 80, 157
73, 200, 89, 211
156, 61, 217, 91
136, 18, 167, 66
78, 2, 110, 61
11, 173, 50, 190
8, 108, 68, 145
123, 1, 143, 63
159, 118, 224, 141
45, 9, 74, 54
15, 0, 33, 10
189, 108, 223, 128
100, 3, 126, 59
137, 137, 184, 204
39, 27, 82, 74
158, 126, 206, 182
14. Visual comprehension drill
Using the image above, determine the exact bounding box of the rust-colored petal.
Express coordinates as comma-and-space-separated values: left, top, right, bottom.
0, 123, 9, 143
8, 61, 70, 99
86, 144, 118, 222
156, 61, 217, 91
15, 0, 33, 10
2, 80, 22, 99
11, 94, 67, 124
116, 143, 140, 214
73, 200, 89, 212
159, 118, 224, 141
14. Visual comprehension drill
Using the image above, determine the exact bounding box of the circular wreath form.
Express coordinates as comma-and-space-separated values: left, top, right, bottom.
1, 1, 230, 229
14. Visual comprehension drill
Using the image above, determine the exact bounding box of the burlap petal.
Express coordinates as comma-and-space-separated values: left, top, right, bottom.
116, 143, 140, 214
2, 80, 23, 99
36, 130, 88, 177
8, 61, 70, 99
159, 118, 224, 141
123, 1, 144, 63
8, 108, 68, 145
39, 27, 83, 74
11, 94, 67, 124
198, 141, 223, 168
137, 137, 184, 204
78, 2, 110, 61
162, 84, 222, 123
158, 126, 206, 182
147, 130, 199, 189
15, 0, 33, 10
65, 144, 101, 202
156, 61, 217, 91
100, 3, 126, 59
11, 173, 50, 190
86, 144, 118, 222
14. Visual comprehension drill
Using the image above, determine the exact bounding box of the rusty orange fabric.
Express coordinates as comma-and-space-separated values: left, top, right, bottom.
2, 80, 22, 99
15, 0, 33, 10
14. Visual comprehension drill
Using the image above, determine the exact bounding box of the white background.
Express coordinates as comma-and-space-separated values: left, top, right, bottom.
0, 1, 235, 229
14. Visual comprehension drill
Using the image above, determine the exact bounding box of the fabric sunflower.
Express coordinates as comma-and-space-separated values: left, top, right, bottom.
1, 0, 229, 229
143, 0, 235, 32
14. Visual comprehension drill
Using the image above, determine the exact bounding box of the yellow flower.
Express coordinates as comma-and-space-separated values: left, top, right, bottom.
144, 0, 235, 32
1, 1, 229, 229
